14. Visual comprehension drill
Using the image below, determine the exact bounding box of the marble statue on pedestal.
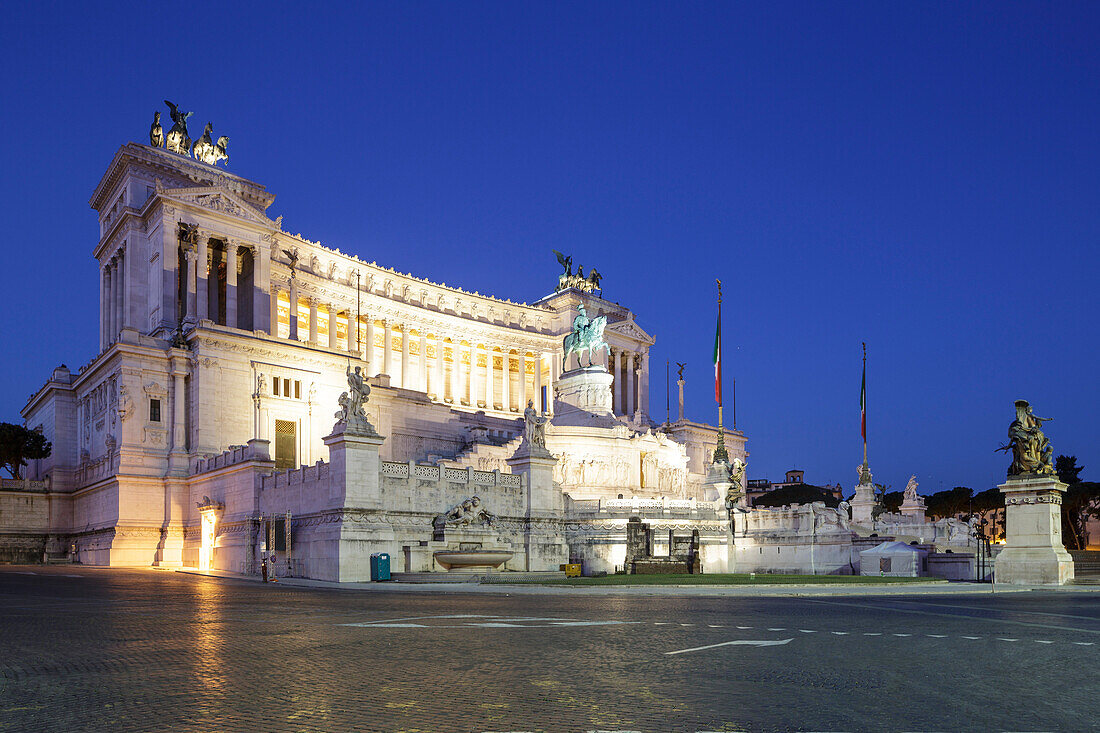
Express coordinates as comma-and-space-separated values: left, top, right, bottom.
334, 364, 378, 435
522, 399, 551, 455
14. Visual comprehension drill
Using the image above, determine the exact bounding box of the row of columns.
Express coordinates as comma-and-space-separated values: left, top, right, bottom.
180, 235, 256, 331
610, 347, 648, 419
264, 285, 650, 419
100, 246, 127, 350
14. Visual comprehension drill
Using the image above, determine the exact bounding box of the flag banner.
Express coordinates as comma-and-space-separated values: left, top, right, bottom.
713, 303, 722, 405
860, 357, 866, 442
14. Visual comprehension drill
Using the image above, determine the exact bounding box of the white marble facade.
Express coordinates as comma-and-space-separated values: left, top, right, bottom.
20, 142, 746, 577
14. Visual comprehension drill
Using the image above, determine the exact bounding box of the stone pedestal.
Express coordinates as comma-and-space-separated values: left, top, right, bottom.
850, 482, 878, 525
995, 475, 1074, 585
553, 367, 614, 424
507, 448, 559, 514
323, 425, 386, 510
899, 499, 926, 524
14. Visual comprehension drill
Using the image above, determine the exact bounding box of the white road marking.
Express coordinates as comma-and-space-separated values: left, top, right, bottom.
800, 629, 818, 633
998, 638, 1019, 642
707, 624, 724, 628
680, 623, 694, 626
1034, 640, 1053, 644
831, 632, 848, 635
653, 622, 671, 625
767, 627, 786, 631
926, 634, 947, 638
961, 636, 982, 640
343, 622, 427, 628
1074, 642, 1094, 646
736, 625, 754, 629
548, 621, 634, 627
665, 638, 794, 656
893, 633, 912, 637
15, 572, 37, 576
805, 597, 1100, 636
863, 633, 882, 636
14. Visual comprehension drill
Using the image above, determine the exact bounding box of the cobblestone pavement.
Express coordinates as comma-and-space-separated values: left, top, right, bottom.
1, 567, 1096, 732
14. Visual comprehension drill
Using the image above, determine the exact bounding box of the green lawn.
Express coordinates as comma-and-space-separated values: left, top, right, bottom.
518, 573, 945, 586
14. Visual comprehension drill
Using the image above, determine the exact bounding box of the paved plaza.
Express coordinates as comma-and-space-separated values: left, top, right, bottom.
1, 567, 1097, 732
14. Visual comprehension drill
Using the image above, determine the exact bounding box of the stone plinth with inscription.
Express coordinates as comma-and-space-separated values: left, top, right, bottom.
994, 475, 1075, 585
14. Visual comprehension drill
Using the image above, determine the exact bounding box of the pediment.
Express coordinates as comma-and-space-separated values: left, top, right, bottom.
160, 183, 273, 226
607, 319, 654, 344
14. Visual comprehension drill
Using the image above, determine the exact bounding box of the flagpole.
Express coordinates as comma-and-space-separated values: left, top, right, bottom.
862, 341, 867, 469
713, 279, 728, 463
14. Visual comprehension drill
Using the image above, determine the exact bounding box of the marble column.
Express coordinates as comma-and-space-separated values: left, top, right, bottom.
269, 286, 281, 337
118, 248, 128, 332
534, 352, 543, 412
638, 351, 650, 419
100, 264, 108, 350
225, 244, 238, 329
364, 317, 374, 366
517, 352, 527, 410
463, 344, 473, 404
306, 298, 318, 344
382, 320, 393, 376
287, 277, 299, 340
625, 351, 635, 418
184, 250, 198, 326
611, 348, 622, 415
196, 237, 209, 322
106, 261, 116, 344
400, 324, 411, 389
502, 350, 511, 412
208, 246, 220, 325
255, 243, 272, 335
483, 346, 493, 408
328, 304, 339, 349
434, 335, 445, 400
419, 333, 428, 392
448, 342, 459, 403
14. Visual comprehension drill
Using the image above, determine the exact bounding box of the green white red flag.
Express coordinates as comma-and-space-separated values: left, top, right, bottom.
860, 355, 866, 442
713, 302, 722, 405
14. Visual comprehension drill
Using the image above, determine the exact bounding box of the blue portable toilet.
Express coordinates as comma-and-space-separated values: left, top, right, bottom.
370, 552, 391, 581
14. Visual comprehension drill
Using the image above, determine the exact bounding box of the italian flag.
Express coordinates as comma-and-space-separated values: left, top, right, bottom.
713, 302, 722, 405
860, 357, 866, 442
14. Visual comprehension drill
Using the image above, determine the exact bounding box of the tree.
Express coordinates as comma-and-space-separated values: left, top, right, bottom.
752, 483, 840, 509
0, 423, 51, 479
1056, 455, 1084, 486
970, 487, 1006, 542
925, 487, 973, 519
1061, 481, 1100, 551
881, 490, 903, 514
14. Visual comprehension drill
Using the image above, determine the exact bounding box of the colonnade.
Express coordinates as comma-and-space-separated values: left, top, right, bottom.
176, 233, 257, 333
609, 346, 648, 419
100, 245, 127, 350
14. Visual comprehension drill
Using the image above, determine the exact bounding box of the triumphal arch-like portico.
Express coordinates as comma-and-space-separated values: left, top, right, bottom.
18, 106, 745, 579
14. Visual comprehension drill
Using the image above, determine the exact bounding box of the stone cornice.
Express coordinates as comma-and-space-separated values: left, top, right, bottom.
90, 143, 275, 214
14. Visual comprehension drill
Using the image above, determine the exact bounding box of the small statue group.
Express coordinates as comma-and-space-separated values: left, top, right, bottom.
150, 101, 229, 167
334, 364, 377, 435
999, 399, 1054, 476
523, 399, 549, 452
553, 250, 602, 292
433, 496, 496, 532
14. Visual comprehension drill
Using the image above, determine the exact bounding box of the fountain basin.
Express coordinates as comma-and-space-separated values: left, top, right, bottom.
433, 550, 513, 570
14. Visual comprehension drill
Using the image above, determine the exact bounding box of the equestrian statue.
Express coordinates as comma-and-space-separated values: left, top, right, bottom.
562, 303, 609, 371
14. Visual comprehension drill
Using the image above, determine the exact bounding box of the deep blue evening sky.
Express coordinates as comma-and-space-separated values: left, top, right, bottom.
2, 2, 1098, 494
